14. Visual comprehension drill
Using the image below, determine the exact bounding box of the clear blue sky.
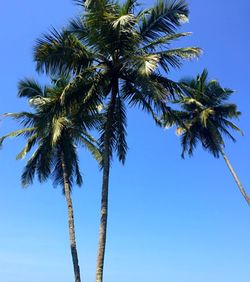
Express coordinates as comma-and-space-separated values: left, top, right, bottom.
1, 1, 250, 281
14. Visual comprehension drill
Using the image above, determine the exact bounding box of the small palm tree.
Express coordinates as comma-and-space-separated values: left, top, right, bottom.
33, 1, 201, 280
0, 77, 100, 282
164, 69, 249, 205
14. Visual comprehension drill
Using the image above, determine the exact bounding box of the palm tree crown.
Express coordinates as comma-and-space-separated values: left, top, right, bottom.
163, 69, 249, 205
1, 77, 100, 187
175, 69, 242, 158
0, 77, 101, 282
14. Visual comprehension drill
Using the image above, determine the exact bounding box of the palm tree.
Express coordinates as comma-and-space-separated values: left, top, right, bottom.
163, 69, 249, 205
0, 77, 101, 282
33, 1, 201, 280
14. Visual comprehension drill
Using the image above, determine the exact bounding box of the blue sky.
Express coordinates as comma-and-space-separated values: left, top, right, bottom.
0, 0, 250, 281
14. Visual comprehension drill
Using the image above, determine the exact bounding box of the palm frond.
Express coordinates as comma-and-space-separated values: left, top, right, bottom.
98, 96, 118, 166
16, 134, 38, 160
154, 47, 202, 71
114, 96, 127, 163
112, 14, 137, 29
120, 0, 138, 14
199, 108, 214, 127
51, 117, 70, 145
142, 31, 192, 50
220, 118, 243, 136
21, 148, 41, 187
18, 79, 45, 98
132, 54, 160, 76
34, 28, 93, 75
121, 80, 161, 125
79, 134, 102, 164
139, 0, 189, 42
0, 128, 35, 148
3, 112, 38, 127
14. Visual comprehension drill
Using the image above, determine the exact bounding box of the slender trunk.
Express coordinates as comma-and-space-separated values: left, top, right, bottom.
96, 78, 118, 282
61, 153, 82, 282
96, 150, 110, 282
219, 147, 250, 206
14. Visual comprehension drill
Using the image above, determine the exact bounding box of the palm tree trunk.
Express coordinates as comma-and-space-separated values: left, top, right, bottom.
96, 78, 118, 282
96, 148, 110, 282
61, 153, 82, 282
219, 147, 250, 206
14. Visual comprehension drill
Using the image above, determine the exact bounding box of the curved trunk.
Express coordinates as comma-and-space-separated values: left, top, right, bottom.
61, 153, 82, 282
96, 78, 118, 282
219, 147, 250, 206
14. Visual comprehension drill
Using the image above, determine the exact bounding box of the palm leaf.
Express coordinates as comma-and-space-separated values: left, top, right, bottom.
18, 79, 44, 98
139, 0, 189, 42
0, 128, 35, 148
16, 134, 38, 160
34, 28, 93, 75
143, 32, 192, 50
114, 96, 127, 163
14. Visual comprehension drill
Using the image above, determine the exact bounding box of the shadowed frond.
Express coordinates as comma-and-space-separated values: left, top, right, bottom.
34, 28, 93, 75
79, 133, 102, 164
18, 79, 45, 98
114, 96, 127, 163
169, 69, 242, 159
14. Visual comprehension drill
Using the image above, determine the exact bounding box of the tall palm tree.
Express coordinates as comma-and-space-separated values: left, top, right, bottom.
163, 69, 249, 205
0, 77, 101, 282
33, 1, 201, 280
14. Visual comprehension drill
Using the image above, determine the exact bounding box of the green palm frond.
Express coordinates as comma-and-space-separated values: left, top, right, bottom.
199, 108, 214, 127
21, 147, 41, 187
143, 32, 192, 50
156, 47, 202, 59
74, 157, 83, 187
154, 47, 202, 71
3, 112, 38, 127
79, 134, 102, 164
18, 78, 45, 98
120, 0, 138, 14
51, 117, 70, 145
114, 96, 127, 163
98, 96, 118, 166
132, 54, 160, 76
16, 134, 38, 160
139, 0, 189, 42
34, 28, 93, 75
68, 16, 89, 41
112, 14, 137, 29
0, 128, 35, 148
220, 118, 243, 136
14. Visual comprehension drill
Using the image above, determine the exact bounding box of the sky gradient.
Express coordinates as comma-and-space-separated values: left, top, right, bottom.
1, 1, 250, 281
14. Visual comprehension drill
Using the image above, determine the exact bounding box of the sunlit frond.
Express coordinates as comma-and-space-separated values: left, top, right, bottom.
143, 32, 192, 50
0, 128, 35, 148
16, 134, 38, 160
132, 54, 160, 76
